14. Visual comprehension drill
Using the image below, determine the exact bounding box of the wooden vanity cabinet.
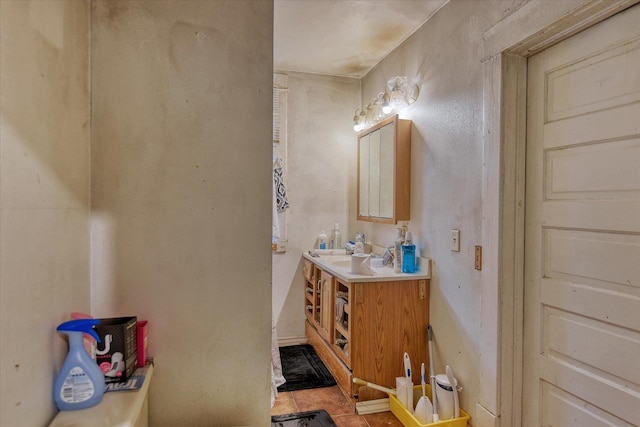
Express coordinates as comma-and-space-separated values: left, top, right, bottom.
304, 262, 430, 404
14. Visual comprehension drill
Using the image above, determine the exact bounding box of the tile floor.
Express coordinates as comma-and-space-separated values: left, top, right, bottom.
272, 385, 404, 427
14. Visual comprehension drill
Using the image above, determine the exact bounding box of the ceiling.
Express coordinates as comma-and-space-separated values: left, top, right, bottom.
274, 0, 449, 79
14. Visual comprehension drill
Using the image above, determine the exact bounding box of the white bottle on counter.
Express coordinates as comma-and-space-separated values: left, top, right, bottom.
394, 227, 403, 273
330, 223, 342, 249
318, 230, 328, 250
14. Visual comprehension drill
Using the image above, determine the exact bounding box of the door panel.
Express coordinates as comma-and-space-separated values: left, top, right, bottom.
524, 4, 640, 426
541, 382, 636, 427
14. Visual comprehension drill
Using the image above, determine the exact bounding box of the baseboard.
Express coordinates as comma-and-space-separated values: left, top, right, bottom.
355, 398, 390, 415
278, 335, 308, 347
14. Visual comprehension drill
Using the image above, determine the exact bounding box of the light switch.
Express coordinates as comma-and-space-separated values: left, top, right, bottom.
450, 229, 460, 252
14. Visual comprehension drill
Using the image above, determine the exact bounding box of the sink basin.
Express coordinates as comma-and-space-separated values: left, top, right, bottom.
325, 256, 378, 276
329, 259, 352, 268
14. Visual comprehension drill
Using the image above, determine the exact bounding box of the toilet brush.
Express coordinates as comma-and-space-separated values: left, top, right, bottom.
414, 362, 433, 423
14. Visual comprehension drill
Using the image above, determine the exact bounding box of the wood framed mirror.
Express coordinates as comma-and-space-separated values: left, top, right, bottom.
357, 115, 411, 224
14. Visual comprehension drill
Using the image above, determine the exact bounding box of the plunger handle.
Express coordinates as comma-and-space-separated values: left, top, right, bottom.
352, 377, 396, 396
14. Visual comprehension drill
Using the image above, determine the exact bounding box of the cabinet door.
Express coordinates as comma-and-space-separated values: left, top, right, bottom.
351, 279, 429, 390
318, 269, 334, 342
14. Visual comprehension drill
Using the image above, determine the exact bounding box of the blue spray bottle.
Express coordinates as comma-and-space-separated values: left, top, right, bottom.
54, 319, 105, 410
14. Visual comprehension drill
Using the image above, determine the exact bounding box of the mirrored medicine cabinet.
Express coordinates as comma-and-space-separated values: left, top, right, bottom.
357, 115, 411, 224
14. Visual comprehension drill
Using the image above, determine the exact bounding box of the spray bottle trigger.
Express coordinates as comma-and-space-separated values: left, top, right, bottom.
87, 328, 100, 342
57, 318, 101, 343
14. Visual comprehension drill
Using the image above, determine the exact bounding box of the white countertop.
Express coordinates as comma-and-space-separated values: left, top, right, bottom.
303, 252, 431, 283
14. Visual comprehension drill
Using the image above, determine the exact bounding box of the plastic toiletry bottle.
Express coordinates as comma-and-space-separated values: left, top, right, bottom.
54, 318, 105, 411
330, 223, 342, 249
71, 312, 96, 361
394, 228, 403, 273
402, 231, 417, 273
318, 231, 328, 250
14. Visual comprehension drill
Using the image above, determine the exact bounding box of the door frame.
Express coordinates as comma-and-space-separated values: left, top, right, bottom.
479, 1, 640, 426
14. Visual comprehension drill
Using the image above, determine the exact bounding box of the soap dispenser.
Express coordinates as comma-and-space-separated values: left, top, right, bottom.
402, 231, 417, 273
318, 230, 328, 250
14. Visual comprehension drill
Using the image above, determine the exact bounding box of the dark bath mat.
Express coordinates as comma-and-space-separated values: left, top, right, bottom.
271, 409, 337, 427
277, 344, 336, 392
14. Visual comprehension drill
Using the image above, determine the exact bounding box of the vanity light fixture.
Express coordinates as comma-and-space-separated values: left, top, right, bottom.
353, 76, 419, 132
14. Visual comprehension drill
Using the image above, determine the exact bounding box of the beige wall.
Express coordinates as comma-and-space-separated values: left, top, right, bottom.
90, 1, 273, 425
0, 1, 91, 425
272, 73, 359, 340
1, 0, 273, 426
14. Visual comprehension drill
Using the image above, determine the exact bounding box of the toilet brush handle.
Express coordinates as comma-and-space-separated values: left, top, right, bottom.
428, 325, 439, 422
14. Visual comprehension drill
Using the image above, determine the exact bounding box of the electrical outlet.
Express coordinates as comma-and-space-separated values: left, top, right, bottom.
272, 241, 287, 253
475, 246, 482, 270
450, 229, 460, 252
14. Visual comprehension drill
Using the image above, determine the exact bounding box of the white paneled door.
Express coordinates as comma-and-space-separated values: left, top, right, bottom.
523, 4, 640, 426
